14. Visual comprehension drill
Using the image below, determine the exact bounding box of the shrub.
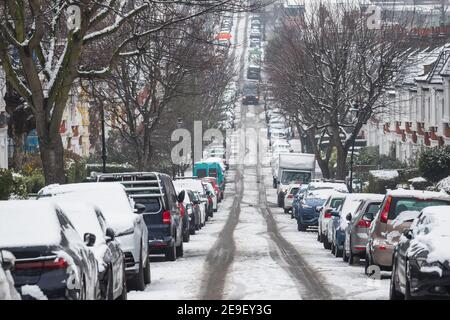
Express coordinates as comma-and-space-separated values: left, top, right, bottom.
0, 169, 14, 200
418, 145, 450, 183
368, 170, 399, 194
24, 171, 46, 194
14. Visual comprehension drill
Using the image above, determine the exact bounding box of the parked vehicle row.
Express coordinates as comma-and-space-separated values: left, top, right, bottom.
0, 161, 227, 300
282, 178, 450, 299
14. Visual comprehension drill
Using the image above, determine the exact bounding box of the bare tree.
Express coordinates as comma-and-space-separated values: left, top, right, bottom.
266, 2, 421, 179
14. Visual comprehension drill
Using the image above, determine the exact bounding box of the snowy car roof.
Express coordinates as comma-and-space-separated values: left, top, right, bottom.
0, 201, 62, 248
386, 189, 450, 201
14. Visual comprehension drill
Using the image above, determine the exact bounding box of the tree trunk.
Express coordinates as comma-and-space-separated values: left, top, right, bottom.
39, 136, 66, 185
334, 145, 348, 180
12, 133, 24, 170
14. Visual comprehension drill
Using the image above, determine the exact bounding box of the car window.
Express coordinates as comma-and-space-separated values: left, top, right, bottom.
366, 203, 381, 215
209, 168, 217, 178
290, 187, 299, 195
389, 198, 450, 220
330, 198, 344, 209
281, 171, 311, 184
197, 169, 207, 178
138, 198, 162, 213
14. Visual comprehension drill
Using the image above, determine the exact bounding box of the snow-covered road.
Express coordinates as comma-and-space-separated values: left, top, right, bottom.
129, 11, 390, 300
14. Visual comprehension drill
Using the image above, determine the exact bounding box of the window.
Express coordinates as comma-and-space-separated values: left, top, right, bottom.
197, 169, 207, 178
209, 168, 218, 178
138, 198, 162, 213
388, 198, 450, 220
366, 203, 381, 215
330, 198, 344, 209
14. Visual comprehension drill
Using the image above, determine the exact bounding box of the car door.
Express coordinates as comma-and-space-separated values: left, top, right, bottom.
164, 177, 182, 244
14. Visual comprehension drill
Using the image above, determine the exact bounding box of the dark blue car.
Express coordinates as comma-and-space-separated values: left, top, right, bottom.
294, 196, 327, 231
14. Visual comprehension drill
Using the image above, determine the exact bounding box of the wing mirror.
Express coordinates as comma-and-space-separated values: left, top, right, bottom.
84, 233, 96, 247
403, 229, 413, 240
177, 190, 186, 203
134, 203, 146, 214
0, 251, 15, 271
346, 213, 352, 221
105, 228, 115, 243
331, 210, 340, 217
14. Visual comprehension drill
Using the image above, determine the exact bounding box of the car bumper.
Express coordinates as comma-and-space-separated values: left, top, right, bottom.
410, 269, 450, 298
148, 237, 175, 254
298, 208, 319, 225
351, 232, 369, 256
371, 241, 395, 268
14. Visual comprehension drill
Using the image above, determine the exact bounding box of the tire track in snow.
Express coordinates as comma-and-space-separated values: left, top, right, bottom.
200, 12, 248, 300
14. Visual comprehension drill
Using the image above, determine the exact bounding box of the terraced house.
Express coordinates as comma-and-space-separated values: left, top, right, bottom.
365, 44, 450, 163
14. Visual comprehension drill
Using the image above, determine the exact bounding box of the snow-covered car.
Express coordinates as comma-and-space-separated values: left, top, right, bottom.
390, 206, 450, 299
250, 38, 261, 48
318, 193, 345, 248
0, 251, 21, 300
295, 189, 338, 232
283, 184, 301, 213
366, 189, 450, 273
38, 183, 150, 291
42, 199, 127, 300
203, 181, 218, 213
0, 201, 99, 300
173, 188, 195, 243
306, 181, 349, 194
173, 179, 208, 226
249, 28, 261, 39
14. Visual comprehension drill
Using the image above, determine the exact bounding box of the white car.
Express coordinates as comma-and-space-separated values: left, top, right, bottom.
203, 181, 218, 213
283, 184, 301, 213
173, 179, 208, 225
270, 130, 287, 141
38, 182, 150, 291
0, 251, 20, 300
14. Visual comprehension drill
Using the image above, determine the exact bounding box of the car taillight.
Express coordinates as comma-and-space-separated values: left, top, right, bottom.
357, 219, 371, 228
324, 212, 332, 218
15, 257, 68, 270
179, 204, 185, 218
287, 195, 293, 199
208, 197, 212, 205
380, 196, 391, 223
162, 210, 171, 224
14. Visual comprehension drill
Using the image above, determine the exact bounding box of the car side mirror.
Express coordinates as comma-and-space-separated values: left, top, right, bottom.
0, 251, 15, 271
84, 233, 96, 247
403, 229, 413, 240
134, 203, 146, 214
105, 228, 115, 243
177, 190, 185, 203
346, 213, 352, 221
331, 210, 340, 217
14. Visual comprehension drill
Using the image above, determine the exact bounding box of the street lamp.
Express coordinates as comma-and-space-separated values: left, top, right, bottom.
348, 105, 360, 193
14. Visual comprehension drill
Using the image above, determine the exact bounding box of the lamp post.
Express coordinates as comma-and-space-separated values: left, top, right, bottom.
348, 104, 360, 193
100, 103, 107, 174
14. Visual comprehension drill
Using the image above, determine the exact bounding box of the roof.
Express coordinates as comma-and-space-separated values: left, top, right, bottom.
386, 189, 450, 201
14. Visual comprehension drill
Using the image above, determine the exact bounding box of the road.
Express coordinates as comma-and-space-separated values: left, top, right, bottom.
128, 11, 390, 301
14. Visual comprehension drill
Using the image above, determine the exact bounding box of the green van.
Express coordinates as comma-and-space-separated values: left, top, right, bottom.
193, 162, 224, 190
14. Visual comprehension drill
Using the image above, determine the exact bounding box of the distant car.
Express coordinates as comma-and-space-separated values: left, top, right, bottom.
306, 181, 349, 194
250, 38, 261, 48
0, 201, 99, 300
283, 184, 301, 213
174, 191, 190, 243
342, 196, 384, 264
0, 250, 20, 300
46, 200, 127, 300
390, 206, 450, 299
183, 189, 202, 235
318, 193, 345, 248
173, 178, 209, 226
294, 190, 334, 231
39, 182, 151, 289
250, 28, 261, 39
247, 65, 261, 80
242, 81, 259, 105
202, 177, 223, 202
366, 189, 450, 272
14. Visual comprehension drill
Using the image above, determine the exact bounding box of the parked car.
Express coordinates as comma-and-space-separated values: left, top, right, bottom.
173, 188, 195, 242
173, 178, 208, 225
45, 200, 127, 300
329, 194, 382, 258
242, 81, 259, 105
0, 250, 20, 300
39, 182, 150, 289
306, 181, 349, 194
295, 190, 335, 231
95, 172, 184, 263
283, 183, 300, 213
0, 201, 99, 300
318, 193, 345, 248
202, 177, 223, 202
203, 181, 218, 213
342, 195, 384, 264
185, 189, 202, 235
250, 38, 261, 48
366, 189, 450, 272
390, 206, 450, 299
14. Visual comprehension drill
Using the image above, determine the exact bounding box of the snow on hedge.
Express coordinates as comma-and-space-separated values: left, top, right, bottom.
369, 169, 399, 180
437, 176, 450, 192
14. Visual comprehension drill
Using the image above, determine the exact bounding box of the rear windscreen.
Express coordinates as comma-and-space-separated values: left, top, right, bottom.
197, 169, 207, 178
366, 203, 381, 215
209, 168, 217, 178
389, 198, 450, 220
281, 171, 311, 185
290, 188, 299, 195
331, 198, 344, 209
137, 198, 162, 213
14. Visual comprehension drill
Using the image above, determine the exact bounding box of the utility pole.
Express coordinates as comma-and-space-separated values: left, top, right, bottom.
100, 101, 107, 174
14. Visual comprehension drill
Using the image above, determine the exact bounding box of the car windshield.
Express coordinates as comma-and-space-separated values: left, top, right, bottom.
196, 168, 207, 178
281, 171, 311, 185
388, 198, 450, 220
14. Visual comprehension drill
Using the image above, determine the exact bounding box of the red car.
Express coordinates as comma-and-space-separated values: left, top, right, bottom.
202, 177, 223, 202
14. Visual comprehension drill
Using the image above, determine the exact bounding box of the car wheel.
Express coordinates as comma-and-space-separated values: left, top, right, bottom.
297, 222, 306, 232
290, 212, 294, 219
190, 227, 196, 235
364, 252, 372, 275
404, 261, 413, 300
183, 230, 190, 243
106, 268, 114, 300
165, 243, 177, 262
317, 232, 320, 242
323, 236, 331, 250
389, 258, 404, 300
348, 245, 355, 265
176, 240, 184, 258
143, 254, 151, 285
342, 238, 349, 262
284, 208, 289, 214
79, 278, 86, 300
117, 264, 127, 300
129, 253, 145, 291
331, 241, 336, 255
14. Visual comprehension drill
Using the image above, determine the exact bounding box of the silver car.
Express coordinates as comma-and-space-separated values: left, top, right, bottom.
318, 193, 345, 248
342, 196, 383, 264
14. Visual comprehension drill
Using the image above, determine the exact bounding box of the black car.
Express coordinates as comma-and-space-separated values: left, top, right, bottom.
97, 172, 184, 262
0, 201, 99, 300
186, 190, 202, 233
247, 66, 261, 80
390, 206, 450, 300
242, 81, 259, 105
50, 200, 127, 300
